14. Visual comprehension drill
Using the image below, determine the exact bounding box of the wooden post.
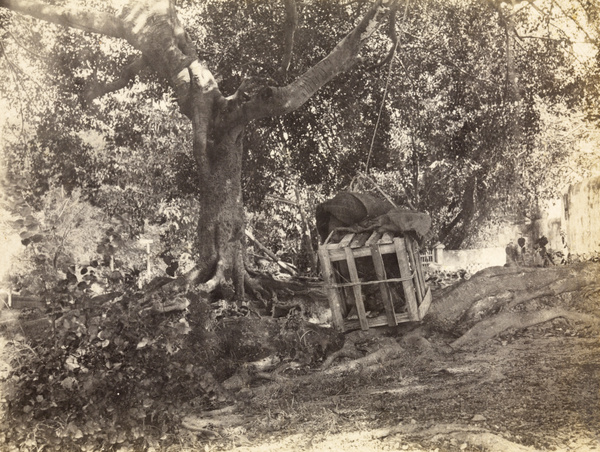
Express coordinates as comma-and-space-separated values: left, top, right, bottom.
344, 247, 369, 330
405, 238, 424, 305
370, 243, 397, 326
408, 239, 427, 299
393, 238, 419, 321
318, 248, 346, 332
139, 239, 154, 273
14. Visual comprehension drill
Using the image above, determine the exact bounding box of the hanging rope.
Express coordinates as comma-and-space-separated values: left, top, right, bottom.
365, 0, 409, 174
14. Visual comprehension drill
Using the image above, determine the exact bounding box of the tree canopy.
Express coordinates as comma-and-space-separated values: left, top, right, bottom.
0, 3, 599, 450
1, 0, 599, 272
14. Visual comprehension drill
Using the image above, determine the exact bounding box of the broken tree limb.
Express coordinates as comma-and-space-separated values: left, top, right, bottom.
245, 229, 297, 276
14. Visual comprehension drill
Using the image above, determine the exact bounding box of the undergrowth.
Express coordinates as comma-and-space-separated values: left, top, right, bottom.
0, 289, 227, 452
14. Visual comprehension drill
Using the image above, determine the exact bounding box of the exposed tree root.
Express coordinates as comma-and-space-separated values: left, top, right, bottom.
320, 340, 363, 370
198, 260, 227, 294
324, 339, 405, 375
451, 309, 598, 349
427, 262, 600, 326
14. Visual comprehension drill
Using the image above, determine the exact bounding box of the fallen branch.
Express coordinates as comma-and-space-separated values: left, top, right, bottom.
246, 230, 297, 276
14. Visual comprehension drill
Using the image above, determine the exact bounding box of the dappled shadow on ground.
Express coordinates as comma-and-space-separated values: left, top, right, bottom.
182, 319, 599, 452
0, 281, 599, 451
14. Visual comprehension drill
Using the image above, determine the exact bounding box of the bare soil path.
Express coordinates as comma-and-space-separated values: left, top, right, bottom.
0, 293, 598, 451
183, 322, 599, 452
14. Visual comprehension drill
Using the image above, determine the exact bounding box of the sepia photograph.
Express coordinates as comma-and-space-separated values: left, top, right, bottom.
0, 0, 598, 450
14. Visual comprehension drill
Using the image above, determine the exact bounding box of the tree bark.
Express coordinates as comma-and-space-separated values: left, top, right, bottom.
439, 175, 476, 248
425, 262, 600, 347
1, 0, 398, 299
193, 123, 246, 298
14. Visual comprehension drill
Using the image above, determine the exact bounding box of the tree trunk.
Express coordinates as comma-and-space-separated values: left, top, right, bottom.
194, 125, 246, 298
1, 0, 399, 299
439, 175, 476, 248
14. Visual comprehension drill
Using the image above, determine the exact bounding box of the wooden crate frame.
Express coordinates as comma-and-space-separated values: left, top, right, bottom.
318, 231, 432, 332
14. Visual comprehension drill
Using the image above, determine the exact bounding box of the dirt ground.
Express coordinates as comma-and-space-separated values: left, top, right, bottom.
1, 296, 599, 451
177, 318, 599, 452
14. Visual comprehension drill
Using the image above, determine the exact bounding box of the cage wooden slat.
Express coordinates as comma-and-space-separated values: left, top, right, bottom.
350, 232, 371, 249
317, 248, 346, 331
405, 238, 424, 305
379, 232, 395, 244
393, 237, 420, 321
408, 238, 427, 299
338, 233, 355, 248
419, 287, 433, 320
370, 244, 397, 326
344, 247, 369, 330
327, 242, 397, 262
365, 231, 381, 247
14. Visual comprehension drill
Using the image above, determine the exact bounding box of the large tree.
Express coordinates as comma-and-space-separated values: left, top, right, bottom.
0, 0, 399, 297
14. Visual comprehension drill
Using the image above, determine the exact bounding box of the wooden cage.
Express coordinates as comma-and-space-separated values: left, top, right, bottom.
318, 231, 432, 332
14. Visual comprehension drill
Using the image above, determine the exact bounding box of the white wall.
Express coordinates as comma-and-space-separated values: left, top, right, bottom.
563, 176, 600, 254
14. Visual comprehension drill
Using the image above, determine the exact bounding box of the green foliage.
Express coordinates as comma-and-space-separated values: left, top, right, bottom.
2, 292, 213, 451
2, 0, 597, 254
3, 185, 154, 299
248, 180, 325, 273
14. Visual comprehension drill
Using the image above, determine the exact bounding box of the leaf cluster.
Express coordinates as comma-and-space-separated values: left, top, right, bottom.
1, 289, 215, 451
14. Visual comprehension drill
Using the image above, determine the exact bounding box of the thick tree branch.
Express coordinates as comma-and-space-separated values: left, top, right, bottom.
1, 0, 201, 114
82, 56, 147, 105
0, 0, 127, 39
226, 0, 397, 126
279, 0, 298, 76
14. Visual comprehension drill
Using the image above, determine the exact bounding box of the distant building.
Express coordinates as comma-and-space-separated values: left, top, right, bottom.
562, 175, 600, 255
